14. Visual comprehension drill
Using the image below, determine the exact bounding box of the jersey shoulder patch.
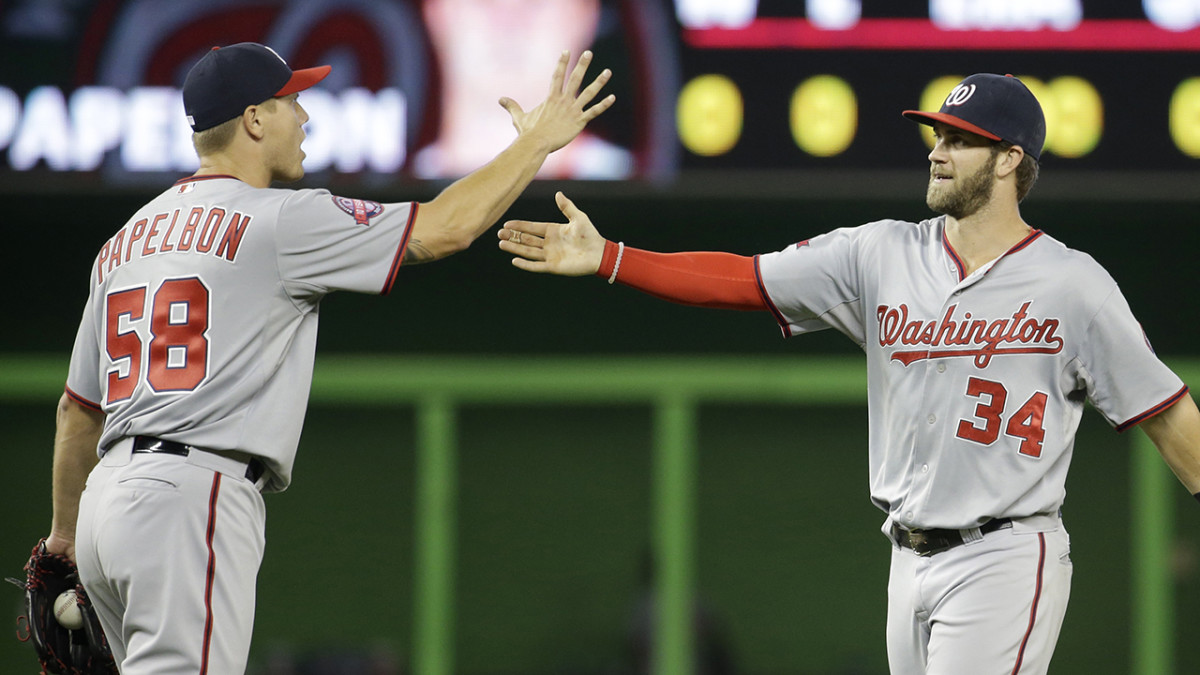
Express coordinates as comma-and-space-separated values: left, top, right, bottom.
332, 196, 385, 226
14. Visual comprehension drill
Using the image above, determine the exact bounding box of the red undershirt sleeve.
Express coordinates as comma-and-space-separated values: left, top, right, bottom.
594, 240, 769, 311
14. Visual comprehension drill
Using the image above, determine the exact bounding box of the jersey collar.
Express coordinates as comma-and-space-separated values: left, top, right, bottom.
172, 174, 243, 186
942, 225, 1044, 283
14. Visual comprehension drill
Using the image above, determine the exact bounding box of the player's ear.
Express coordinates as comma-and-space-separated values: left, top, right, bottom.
241, 105, 266, 141
996, 144, 1023, 179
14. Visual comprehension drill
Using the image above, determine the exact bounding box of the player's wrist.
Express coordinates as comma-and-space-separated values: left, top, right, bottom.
595, 239, 621, 281
510, 130, 555, 160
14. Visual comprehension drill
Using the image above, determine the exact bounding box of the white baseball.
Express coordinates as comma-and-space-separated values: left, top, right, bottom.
53, 590, 84, 630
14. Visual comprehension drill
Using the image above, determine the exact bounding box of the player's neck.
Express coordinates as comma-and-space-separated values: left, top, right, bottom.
944, 207, 1033, 276
194, 152, 271, 189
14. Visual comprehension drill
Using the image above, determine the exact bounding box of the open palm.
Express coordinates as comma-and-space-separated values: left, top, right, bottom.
500, 51, 615, 155
498, 192, 606, 276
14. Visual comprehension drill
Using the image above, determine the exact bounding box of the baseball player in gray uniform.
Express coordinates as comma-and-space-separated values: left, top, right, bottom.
498, 73, 1200, 673
40, 42, 614, 673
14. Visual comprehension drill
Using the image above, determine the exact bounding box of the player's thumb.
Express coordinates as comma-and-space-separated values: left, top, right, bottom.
555, 191, 577, 218
498, 97, 524, 118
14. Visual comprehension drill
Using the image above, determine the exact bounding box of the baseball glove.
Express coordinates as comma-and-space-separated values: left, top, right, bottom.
6, 539, 117, 675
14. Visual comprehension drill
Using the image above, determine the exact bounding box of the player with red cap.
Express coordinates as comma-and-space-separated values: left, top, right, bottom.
498, 73, 1200, 674
41, 40, 615, 673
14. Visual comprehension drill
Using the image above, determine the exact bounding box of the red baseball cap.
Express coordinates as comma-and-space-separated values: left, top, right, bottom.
183, 42, 331, 132
903, 73, 1046, 162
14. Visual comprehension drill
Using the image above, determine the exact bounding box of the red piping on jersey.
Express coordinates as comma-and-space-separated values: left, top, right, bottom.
382, 202, 418, 295
942, 228, 1044, 282
1116, 385, 1190, 433
1006, 230, 1044, 255
199, 473, 222, 675
753, 255, 793, 337
173, 175, 242, 186
1010, 533, 1047, 675
64, 386, 102, 411
942, 233, 968, 282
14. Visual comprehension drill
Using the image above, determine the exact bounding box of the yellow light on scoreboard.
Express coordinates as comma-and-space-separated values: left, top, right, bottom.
790, 75, 857, 157
676, 74, 743, 156
1046, 76, 1103, 158
1170, 77, 1200, 158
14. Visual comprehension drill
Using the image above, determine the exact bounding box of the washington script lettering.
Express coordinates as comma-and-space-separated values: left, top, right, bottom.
877, 302, 1064, 367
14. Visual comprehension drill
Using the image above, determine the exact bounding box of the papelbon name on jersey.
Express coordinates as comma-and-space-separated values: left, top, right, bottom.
95, 205, 251, 284
877, 301, 1064, 368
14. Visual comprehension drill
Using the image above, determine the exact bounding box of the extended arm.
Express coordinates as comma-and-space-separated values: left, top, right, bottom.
499, 191, 768, 310
404, 51, 615, 263
45, 393, 106, 562
1139, 393, 1200, 502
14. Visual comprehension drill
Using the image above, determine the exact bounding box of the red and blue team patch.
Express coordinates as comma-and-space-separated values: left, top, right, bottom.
332, 196, 384, 226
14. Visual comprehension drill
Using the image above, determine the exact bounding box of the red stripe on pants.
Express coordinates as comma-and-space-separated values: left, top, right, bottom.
1010, 532, 1047, 674
199, 473, 222, 675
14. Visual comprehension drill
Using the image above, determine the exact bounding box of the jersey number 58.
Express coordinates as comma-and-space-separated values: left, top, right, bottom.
105, 277, 210, 404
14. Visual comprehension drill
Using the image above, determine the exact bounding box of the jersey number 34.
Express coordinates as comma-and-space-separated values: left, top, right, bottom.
104, 277, 210, 405
956, 376, 1048, 458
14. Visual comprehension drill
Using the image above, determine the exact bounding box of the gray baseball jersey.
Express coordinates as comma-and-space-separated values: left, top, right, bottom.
65, 175, 415, 491
756, 215, 1186, 531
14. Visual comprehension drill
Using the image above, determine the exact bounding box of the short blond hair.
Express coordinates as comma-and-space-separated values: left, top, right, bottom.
190, 98, 278, 157
191, 116, 239, 156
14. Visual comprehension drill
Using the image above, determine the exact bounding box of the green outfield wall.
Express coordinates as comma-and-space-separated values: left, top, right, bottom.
2, 355, 1197, 675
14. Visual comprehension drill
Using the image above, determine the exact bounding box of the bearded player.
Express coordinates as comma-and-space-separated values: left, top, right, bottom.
41, 42, 613, 673
498, 74, 1200, 673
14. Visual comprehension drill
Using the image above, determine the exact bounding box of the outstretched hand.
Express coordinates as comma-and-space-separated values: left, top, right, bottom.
499, 50, 616, 154
499, 192, 605, 276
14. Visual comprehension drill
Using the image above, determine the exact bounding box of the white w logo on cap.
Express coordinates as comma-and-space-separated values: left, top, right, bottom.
945, 84, 976, 107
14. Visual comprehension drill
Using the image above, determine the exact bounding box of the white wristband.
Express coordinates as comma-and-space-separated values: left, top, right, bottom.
607, 241, 624, 284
